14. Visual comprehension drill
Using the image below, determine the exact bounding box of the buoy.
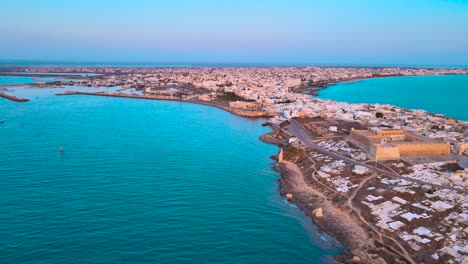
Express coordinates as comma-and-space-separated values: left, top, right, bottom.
60, 146, 64, 153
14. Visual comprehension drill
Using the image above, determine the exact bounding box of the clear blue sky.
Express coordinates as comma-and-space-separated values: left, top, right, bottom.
1, 0, 467, 66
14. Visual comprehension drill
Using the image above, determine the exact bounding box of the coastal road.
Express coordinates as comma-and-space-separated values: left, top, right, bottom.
287, 119, 468, 194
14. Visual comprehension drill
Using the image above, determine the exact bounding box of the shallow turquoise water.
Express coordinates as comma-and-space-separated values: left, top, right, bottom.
317, 75, 468, 121
0, 76, 38, 85
0, 76, 57, 85
0, 83, 342, 263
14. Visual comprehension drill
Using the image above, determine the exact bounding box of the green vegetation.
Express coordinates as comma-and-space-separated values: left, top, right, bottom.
216, 91, 255, 102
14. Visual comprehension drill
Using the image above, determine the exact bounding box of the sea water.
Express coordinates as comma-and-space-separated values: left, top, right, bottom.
317, 75, 468, 121
0, 76, 65, 85
0, 80, 342, 263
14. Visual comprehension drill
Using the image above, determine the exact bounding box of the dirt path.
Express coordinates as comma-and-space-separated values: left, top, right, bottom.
282, 161, 327, 198
346, 173, 417, 264
280, 161, 377, 263
347, 173, 377, 208
281, 159, 418, 263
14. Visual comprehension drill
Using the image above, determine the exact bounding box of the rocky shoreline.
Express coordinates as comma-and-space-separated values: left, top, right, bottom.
260, 129, 407, 264
277, 162, 374, 264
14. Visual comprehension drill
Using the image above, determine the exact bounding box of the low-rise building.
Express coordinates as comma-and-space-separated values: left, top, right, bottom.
350, 127, 451, 160
228, 101, 262, 110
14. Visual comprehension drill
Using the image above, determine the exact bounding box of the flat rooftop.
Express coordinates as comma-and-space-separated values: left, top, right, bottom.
369, 127, 404, 133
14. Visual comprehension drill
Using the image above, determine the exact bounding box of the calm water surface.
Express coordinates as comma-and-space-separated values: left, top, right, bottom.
317, 75, 468, 121
0, 76, 66, 85
0, 80, 342, 263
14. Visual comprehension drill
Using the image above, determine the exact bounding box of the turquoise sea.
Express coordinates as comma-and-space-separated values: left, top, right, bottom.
317, 75, 468, 121
0, 76, 48, 85
0, 76, 65, 85
0, 79, 342, 263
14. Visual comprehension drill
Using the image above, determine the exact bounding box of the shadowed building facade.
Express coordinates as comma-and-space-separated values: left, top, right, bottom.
350, 127, 450, 161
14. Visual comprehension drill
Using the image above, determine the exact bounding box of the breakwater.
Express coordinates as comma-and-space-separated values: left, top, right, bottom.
56, 91, 275, 118
0, 92, 29, 102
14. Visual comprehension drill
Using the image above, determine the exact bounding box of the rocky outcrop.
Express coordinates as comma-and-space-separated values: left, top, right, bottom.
313, 207, 323, 218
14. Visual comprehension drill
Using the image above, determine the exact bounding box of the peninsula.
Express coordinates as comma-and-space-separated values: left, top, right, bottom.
1, 66, 467, 263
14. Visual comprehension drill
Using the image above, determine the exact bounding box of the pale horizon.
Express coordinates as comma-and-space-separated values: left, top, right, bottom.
1, 0, 468, 66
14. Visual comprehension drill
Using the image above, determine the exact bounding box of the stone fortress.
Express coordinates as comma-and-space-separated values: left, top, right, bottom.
349, 127, 450, 160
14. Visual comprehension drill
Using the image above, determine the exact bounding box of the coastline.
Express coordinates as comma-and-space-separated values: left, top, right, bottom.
260, 129, 412, 264
53, 84, 466, 263
309, 74, 468, 122
2, 86, 356, 261
276, 161, 374, 263
55, 91, 275, 118
1, 90, 329, 264
307, 73, 468, 97
50, 89, 402, 262
2, 72, 466, 122
2, 71, 467, 263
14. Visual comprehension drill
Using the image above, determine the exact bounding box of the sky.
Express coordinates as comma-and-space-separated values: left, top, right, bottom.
1, 0, 468, 66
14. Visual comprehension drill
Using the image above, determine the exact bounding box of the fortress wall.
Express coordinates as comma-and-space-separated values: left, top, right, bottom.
456, 143, 468, 154
350, 130, 373, 148
370, 144, 401, 161
395, 142, 450, 155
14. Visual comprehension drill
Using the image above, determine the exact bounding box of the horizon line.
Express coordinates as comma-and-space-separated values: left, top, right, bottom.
1, 59, 467, 69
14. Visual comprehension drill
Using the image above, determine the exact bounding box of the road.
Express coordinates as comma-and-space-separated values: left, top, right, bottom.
287, 119, 468, 194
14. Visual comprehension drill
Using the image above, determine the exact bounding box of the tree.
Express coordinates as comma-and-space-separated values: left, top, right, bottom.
375, 112, 384, 118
